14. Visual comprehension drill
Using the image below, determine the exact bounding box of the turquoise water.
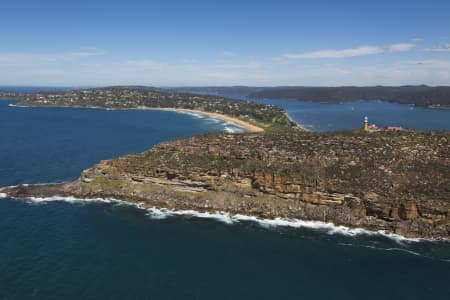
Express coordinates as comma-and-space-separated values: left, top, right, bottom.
0, 99, 449, 299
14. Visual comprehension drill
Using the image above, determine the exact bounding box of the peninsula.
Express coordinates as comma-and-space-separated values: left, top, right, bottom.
247, 86, 450, 109
172, 85, 450, 109
1, 87, 449, 238
15, 87, 298, 131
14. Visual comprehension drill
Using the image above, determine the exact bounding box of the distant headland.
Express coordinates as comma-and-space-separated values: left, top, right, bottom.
1, 86, 299, 132
3, 85, 450, 110
172, 85, 450, 109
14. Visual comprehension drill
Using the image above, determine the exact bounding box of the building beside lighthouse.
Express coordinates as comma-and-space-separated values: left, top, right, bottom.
363, 116, 405, 132
363, 116, 379, 131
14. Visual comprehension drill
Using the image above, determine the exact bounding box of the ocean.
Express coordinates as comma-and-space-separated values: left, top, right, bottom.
0, 97, 449, 299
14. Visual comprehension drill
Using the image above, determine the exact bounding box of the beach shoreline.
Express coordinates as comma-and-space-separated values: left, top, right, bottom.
10, 102, 267, 133
10, 95, 309, 132
147, 107, 265, 133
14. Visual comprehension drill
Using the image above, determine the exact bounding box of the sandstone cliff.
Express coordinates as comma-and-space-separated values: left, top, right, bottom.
3, 130, 449, 238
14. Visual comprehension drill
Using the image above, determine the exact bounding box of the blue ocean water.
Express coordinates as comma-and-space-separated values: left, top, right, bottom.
0, 99, 449, 299
0, 86, 76, 93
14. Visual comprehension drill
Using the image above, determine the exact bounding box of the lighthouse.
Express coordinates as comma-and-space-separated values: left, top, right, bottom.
363, 116, 369, 131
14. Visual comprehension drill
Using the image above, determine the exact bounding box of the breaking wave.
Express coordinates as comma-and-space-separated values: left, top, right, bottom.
2, 193, 441, 243
175, 111, 205, 119
172, 110, 247, 133
8, 104, 29, 108
223, 125, 246, 133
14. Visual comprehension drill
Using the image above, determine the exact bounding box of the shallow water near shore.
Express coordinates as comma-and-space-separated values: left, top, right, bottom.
0, 99, 449, 299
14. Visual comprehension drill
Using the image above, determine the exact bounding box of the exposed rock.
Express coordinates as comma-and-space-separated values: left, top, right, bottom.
2, 130, 449, 238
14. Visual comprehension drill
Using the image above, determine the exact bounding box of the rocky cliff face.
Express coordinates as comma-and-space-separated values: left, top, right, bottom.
3, 130, 449, 238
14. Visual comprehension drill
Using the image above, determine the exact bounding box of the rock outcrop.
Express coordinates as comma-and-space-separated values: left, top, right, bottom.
2, 130, 449, 238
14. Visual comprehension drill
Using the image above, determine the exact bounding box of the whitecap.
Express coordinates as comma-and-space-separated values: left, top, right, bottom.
0, 193, 7, 198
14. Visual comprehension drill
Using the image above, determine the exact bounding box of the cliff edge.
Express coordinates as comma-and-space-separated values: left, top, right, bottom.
3, 130, 449, 238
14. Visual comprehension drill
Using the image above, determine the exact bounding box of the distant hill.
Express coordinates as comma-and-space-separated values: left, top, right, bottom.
169, 86, 265, 96
247, 86, 450, 108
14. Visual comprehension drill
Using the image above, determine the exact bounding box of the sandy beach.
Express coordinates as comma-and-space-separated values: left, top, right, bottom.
147, 107, 265, 133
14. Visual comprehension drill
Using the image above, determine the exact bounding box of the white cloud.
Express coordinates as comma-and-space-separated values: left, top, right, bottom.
283, 45, 382, 59
126, 60, 162, 69
282, 43, 416, 59
404, 59, 450, 68
221, 51, 237, 57
0, 48, 108, 66
424, 43, 450, 52
1, 47, 449, 86
387, 43, 416, 52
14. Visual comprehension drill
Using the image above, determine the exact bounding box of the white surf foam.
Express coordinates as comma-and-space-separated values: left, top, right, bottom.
0, 193, 7, 198
143, 207, 427, 242
175, 111, 205, 119
231, 215, 424, 242
25, 195, 123, 204
8, 103, 29, 108
223, 122, 246, 133
223, 126, 240, 133
172, 110, 248, 133
4, 194, 444, 242
146, 207, 234, 224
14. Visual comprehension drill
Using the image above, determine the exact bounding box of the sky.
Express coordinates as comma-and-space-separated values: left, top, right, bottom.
1, 0, 450, 86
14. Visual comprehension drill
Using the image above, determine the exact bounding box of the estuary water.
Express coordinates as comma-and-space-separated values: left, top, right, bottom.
0, 99, 449, 300
226, 94, 450, 132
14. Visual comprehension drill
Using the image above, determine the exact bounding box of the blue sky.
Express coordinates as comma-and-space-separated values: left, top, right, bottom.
1, 0, 449, 86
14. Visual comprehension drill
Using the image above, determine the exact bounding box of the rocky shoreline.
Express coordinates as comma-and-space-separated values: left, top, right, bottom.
2, 130, 449, 239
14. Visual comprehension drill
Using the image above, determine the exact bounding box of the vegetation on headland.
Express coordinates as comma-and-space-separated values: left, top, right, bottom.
3, 129, 449, 238
15, 87, 297, 130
